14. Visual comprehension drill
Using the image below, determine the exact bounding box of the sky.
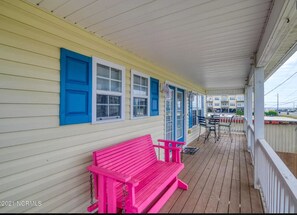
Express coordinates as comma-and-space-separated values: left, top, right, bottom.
264, 51, 297, 109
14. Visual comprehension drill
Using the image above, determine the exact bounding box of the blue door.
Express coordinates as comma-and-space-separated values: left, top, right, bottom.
176, 88, 185, 141
165, 86, 185, 141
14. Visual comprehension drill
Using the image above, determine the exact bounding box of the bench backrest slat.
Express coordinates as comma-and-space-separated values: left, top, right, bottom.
93, 134, 157, 176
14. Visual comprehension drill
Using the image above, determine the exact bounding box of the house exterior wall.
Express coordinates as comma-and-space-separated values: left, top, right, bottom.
0, 0, 205, 213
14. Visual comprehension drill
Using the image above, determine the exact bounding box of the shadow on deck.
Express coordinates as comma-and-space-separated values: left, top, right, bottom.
160, 133, 264, 213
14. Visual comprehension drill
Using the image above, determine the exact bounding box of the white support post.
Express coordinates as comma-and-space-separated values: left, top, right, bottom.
247, 85, 253, 152
253, 67, 265, 189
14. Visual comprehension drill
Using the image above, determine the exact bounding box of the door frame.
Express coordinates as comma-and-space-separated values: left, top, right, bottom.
176, 88, 185, 142
164, 81, 187, 144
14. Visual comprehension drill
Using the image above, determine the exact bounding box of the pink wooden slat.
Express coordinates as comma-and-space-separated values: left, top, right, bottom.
97, 145, 155, 164
94, 135, 152, 157
99, 146, 156, 167
128, 183, 136, 208
148, 179, 179, 213
95, 140, 153, 161
106, 178, 117, 213
153, 145, 182, 151
157, 139, 186, 146
99, 150, 156, 173
98, 175, 106, 213
164, 142, 170, 162
95, 144, 155, 167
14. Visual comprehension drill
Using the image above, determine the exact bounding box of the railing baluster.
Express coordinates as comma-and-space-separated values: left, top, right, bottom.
285, 190, 289, 213
280, 183, 284, 212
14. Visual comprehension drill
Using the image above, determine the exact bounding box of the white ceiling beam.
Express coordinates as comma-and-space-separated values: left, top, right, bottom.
256, 0, 297, 67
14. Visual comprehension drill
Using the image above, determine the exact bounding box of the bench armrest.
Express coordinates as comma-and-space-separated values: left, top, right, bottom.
157, 139, 186, 146
88, 165, 130, 182
153, 145, 182, 151
87, 165, 139, 186
156, 139, 185, 163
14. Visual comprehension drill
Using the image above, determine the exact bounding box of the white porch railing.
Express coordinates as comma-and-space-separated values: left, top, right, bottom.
247, 123, 255, 162
246, 117, 297, 213
256, 139, 297, 213
218, 115, 245, 133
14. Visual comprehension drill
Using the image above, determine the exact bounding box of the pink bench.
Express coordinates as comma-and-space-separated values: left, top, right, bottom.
87, 134, 188, 213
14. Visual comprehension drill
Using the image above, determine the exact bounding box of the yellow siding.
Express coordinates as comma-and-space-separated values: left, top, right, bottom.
187, 126, 205, 144
0, 0, 205, 213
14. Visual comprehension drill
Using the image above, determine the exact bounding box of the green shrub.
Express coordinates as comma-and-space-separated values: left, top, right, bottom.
236, 109, 244, 116
265, 110, 278, 116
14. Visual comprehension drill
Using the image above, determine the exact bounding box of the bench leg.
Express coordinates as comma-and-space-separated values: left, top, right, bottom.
177, 179, 188, 190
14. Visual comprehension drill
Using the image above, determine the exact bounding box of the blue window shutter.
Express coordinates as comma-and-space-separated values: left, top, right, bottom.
150, 77, 159, 116
189, 95, 193, 128
60, 48, 92, 125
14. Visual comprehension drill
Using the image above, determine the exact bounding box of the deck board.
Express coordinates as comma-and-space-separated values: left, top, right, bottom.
160, 133, 264, 213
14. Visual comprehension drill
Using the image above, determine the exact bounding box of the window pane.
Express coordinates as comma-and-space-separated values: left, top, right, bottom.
97, 105, 108, 118
97, 78, 109, 91
133, 85, 141, 95
111, 68, 121, 80
109, 105, 121, 117
133, 105, 148, 117
97, 64, 109, 78
141, 86, 148, 96
111, 80, 121, 92
141, 77, 148, 86
133, 97, 139, 106
192, 95, 197, 109
133, 98, 148, 117
138, 98, 147, 106
109, 96, 121, 104
97, 95, 108, 104
193, 110, 197, 125
134, 75, 140, 85
134, 86, 147, 96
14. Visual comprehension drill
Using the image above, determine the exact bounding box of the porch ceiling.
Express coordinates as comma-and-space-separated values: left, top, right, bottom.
27, 0, 272, 89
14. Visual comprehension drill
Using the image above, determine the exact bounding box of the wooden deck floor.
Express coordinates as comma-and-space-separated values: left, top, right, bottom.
160, 133, 264, 213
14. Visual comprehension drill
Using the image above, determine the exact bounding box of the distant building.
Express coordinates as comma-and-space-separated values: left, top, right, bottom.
206, 94, 244, 113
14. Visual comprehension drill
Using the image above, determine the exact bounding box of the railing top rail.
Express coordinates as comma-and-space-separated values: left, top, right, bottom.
257, 138, 297, 201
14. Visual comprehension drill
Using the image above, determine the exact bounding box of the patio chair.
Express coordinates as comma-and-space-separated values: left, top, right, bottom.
197, 116, 206, 141
204, 117, 220, 143
218, 115, 235, 142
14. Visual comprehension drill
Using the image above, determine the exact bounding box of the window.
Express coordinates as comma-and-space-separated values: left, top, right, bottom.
131, 70, 150, 118
214, 97, 220, 101
92, 57, 125, 123
198, 95, 202, 116
189, 93, 199, 128
192, 94, 198, 126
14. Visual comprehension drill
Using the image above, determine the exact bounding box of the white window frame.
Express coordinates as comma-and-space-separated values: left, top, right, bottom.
131, 69, 150, 119
92, 57, 125, 124
190, 93, 199, 128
